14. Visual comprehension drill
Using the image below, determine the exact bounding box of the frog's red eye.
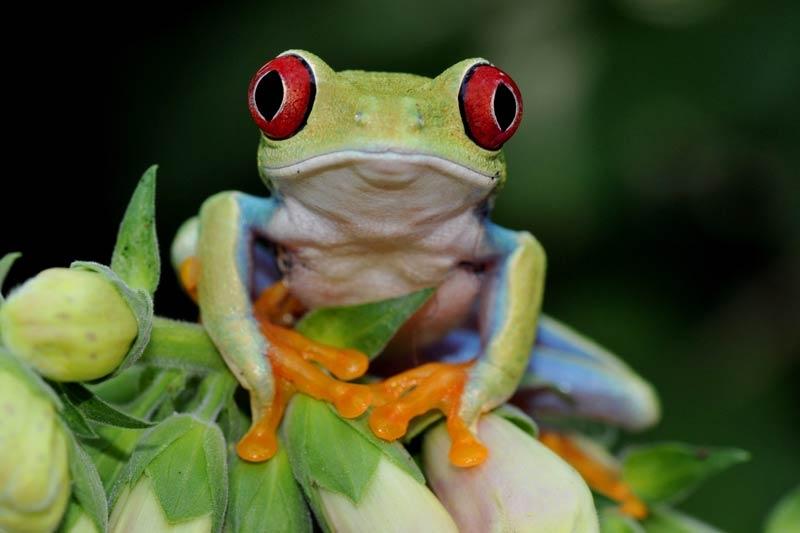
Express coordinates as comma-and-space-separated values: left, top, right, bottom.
458, 64, 523, 151
248, 54, 316, 140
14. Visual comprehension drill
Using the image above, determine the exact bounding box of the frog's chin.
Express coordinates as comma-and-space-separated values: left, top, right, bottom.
261, 150, 497, 192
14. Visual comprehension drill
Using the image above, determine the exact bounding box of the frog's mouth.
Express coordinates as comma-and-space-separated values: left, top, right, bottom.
261, 150, 497, 191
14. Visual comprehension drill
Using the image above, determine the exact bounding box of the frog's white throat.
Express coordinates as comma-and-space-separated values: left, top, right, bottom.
263, 150, 496, 229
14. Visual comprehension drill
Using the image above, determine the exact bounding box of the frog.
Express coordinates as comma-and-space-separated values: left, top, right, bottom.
170, 50, 660, 474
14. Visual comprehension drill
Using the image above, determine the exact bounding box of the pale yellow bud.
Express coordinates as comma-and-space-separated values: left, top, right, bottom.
0, 268, 137, 381
0, 370, 70, 532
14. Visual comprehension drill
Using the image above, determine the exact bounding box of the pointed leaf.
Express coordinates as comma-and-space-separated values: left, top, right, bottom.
621, 442, 749, 504
296, 288, 434, 358
61, 382, 152, 428
0, 251, 21, 305
283, 394, 381, 502
59, 395, 98, 439
329, 403, 425, 484
227, 450, 312, 533
766, 485, 800, 533
111, 165, 160, 295
64, 433, 108, 533
145, 417, 228, 532
599, 507, 646, 533
641, 506, 723, 533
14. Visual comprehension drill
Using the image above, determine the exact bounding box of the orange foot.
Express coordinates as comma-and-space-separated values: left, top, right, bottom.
235, 282, 372, 462
540, 431, 648, 519
369, 362, 488, 467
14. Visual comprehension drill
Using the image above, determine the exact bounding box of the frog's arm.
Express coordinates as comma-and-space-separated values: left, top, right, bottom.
197, 192, 278, 418
459, 223, 546, 422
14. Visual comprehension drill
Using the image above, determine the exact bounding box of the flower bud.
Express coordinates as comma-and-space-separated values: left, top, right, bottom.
108, 414, 226, 533
423, 413, 599, 533
110, 475, 212, 533
318, 456, 458, 533
0, 366, 70, 532
0, 268, 138, 381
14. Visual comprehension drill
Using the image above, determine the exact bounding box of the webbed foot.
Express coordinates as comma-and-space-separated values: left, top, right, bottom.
369, 362, 488, 467
238, 282, 372, 462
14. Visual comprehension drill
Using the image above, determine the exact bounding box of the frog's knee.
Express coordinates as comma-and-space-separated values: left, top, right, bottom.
170, 216, 199, 272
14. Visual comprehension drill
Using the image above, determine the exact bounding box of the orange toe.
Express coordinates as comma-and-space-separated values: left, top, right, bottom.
236, 280, 374, 463
369, 362, 488, 468
540, 431, 648, 519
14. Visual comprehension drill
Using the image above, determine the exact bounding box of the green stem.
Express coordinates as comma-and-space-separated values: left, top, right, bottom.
140, 316, 227, 373
89, 369, 185, 491
192, 372, 237, 422
127, 368, 185, 419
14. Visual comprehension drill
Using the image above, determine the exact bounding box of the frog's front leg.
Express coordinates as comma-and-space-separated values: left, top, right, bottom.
369, 224, 545, 467
188, 192, 372, 462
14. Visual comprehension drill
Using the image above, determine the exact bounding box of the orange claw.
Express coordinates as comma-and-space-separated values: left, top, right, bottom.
539, 431, 648, 520
236, 281, 373, 463
369, 362, 488, 468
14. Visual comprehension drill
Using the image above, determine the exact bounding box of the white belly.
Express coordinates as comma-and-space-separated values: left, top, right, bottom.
265, 195, 488, 309
263, 153, 494, 310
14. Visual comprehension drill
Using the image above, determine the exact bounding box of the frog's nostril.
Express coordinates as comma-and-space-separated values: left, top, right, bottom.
354, 111, 365, 125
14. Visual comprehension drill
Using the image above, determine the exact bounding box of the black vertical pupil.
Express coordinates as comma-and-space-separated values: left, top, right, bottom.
493, 83, 516, 131
255, 70, 284, 121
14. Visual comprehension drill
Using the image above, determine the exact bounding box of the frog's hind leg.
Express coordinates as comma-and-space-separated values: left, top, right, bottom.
428, 319, 658, 518
517, 315, 660, 432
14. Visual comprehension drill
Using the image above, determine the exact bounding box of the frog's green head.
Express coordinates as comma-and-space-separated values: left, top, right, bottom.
249, 50, 523, 208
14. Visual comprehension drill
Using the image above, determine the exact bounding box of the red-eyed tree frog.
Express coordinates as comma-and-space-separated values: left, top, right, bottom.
171, 50, 659, 473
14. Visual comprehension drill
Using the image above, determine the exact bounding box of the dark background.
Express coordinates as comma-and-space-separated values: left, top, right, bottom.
3, 1, 798, 530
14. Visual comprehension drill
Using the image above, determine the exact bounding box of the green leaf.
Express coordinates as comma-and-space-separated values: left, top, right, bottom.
59, 396, 98, 439
71, 261, 153, 375
640, 506, 723, 533
147, 417, 228, 532
64, 433, 108, 533
284, 394, 382, 503
621, 442, 749, 504
109, 414, 228, 531
766, 485, 800, 533
0, 251, 21, 306
493, 403, 539, 438
61, 382, 152, 428
296, 288, 434, 359
87, 370, 184, 494
227, 450, 312, 533
112, 414, 228, 532
109, 414, 193, 506
599, 507, 646, 533
111, 165, 160, 295
330, 404, 425, 484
